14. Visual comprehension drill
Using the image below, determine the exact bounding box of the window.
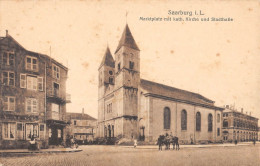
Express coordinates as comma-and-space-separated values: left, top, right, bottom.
217, 114, 220, 123
217, 128, 220, 136
109, 77, 114, 84
107, 103, 112, 113
26, 124, 39, 139
196, 112, 201, 131
26, 56, 38, 71
52, 103, 60, 120
223, 119, 228, 127
53, 64, 60, 79
109, 70, 113, 75
2, 71, 15, 86
27, 76, 37, 90
74, 120, 77, 125
40, 124, 45, 131
39, 124, 45, 140
17, 123, 24, 140
53, 82, 60, 96
26, 98, 38, 113
129, 61, 134, 70
181, 110, 187, 130
2, 52, 15, 66
3, 123, 15, 140
20, 74, 43, 91
117, 63, 121, 71
38, 77, 43, 91
208, 114, 213, 132
163, 107, 171, 129
3, 96, 15, 111
17, 123, 23, 131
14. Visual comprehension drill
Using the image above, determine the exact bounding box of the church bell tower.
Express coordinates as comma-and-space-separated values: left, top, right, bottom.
114, 24, 140, 138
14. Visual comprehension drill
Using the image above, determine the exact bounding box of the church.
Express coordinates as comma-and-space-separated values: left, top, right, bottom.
97, 24, 224, 144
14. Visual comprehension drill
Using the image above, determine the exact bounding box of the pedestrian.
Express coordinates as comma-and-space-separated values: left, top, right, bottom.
28, 135, 38, 151
134, 139, 137, 148
157, 135, 163, 151
234, 139, 237, 145
253, 139, 256, 146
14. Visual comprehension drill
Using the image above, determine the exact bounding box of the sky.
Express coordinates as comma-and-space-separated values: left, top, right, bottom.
0, 0, 260, 120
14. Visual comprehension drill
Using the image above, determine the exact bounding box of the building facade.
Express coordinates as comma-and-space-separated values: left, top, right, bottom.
66, 110, 97, 144
97, 24, 224, 144
0, 31, 70, 149
222, 106, 258, 142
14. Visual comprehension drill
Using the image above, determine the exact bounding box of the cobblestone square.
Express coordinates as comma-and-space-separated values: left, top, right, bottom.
0, 144, 259, 166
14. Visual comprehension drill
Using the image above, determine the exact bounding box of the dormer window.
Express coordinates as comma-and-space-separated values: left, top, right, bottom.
53, 64, 60, 79
129, 61, 134, 70
26, 56, 38, 71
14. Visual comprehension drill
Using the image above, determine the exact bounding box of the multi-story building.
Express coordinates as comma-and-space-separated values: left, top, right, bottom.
0, 31, 70, 149
66, 110, 97, 144
222, 105, 258, 142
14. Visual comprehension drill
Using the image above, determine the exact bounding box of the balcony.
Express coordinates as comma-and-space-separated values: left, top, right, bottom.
47, 88, 71, 104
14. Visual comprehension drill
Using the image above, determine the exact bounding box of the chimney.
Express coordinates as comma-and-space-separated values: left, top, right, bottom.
82, 108, 84, 115
6, 30, 8, 37
246, 112, 247, 115
241, 108, 243, 113
226, 105, 229, 109
250, 112, 251, 116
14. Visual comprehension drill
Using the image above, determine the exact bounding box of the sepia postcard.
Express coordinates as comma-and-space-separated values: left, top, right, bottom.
0, 0, 259, 166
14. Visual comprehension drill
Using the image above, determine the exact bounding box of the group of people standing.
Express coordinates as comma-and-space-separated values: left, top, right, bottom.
157, 133, 180, 151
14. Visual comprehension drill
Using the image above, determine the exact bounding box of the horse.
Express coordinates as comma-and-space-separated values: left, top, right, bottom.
157, 135, 165, 151
164, 135, 171, 150
171, 136, 180, 150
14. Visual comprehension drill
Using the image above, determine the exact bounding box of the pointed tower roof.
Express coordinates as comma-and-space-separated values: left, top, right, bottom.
99, 47, 115, 69
115, 24, 140, 54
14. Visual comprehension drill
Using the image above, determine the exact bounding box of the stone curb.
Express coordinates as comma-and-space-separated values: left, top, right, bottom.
122, 143, 254, 149
0, 149, 82, 154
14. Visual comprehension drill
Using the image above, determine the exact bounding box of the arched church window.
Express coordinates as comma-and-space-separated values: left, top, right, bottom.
181, 110, 187, 130
196, 112, 201, 131
163, 107, 171, 129
208, 114, 213, 132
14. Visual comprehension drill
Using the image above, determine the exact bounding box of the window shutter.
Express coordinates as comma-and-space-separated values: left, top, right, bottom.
20, 74, 26, 88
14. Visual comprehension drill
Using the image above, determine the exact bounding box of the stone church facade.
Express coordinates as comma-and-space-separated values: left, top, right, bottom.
97, 24, 224, 144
